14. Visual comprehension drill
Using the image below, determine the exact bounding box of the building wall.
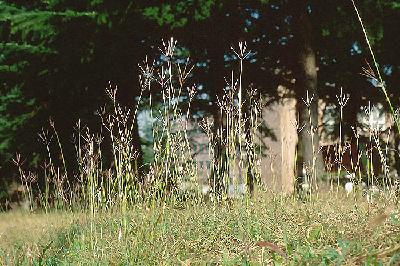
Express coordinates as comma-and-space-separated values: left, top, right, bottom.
188, 97, 298, 194
261, 97, 297, 193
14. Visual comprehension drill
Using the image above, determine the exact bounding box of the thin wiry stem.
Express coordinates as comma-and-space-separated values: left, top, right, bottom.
351, 0, 400, 133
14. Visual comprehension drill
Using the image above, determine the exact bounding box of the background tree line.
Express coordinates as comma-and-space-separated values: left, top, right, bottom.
1, 0, 400, 189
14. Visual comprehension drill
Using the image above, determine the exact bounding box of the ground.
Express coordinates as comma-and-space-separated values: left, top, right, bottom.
0, 189, 400, 265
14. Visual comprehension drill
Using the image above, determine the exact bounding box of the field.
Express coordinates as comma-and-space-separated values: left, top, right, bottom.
2, 2, 400, 265
1, 189, 400, 265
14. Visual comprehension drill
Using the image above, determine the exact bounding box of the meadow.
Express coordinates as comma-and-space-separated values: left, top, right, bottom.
1, 190, 400, 265
2, 2, 400, 265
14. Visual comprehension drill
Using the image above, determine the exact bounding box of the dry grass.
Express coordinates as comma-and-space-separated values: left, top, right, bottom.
0, 211, 86, 265
1, 189, 399, 265
0, 211, 73, 248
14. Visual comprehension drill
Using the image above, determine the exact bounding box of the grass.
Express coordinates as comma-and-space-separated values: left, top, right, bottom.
2, 5, 400, 265
0, 211, 83, 265
1, 189, 400, 265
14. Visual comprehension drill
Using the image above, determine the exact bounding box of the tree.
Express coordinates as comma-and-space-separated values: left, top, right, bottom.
143, 0, 400, 187
1, 1, 98, 175
290, 0, 324, 187
2, 0, 400, 193
0, 0, 158, 180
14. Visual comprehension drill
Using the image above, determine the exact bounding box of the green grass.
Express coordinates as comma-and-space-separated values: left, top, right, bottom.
1, 189, 400, 265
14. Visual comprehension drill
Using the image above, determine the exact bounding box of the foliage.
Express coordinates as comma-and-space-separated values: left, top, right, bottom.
0, 0, 154, 173
0, 0, 95, 163
0, 0, 399, 172
0, 87, 35, 158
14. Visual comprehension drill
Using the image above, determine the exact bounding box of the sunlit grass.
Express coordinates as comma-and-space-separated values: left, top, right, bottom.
1, 189, 399, 265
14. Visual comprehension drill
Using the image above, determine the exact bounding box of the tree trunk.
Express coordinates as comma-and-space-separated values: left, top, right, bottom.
293, 1, 325, 187
118, 78, 144, 181
208, 47, 228, 197
131, 116, 144, 178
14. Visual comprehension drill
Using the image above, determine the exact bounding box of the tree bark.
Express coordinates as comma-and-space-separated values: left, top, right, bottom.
208, 46, 228, 196
206, 2, 245, 196
293, 1, 325, 185
118, 77, 144, 181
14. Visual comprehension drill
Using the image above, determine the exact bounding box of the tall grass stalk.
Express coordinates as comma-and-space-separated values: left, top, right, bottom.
336, 88, 350, 193
142, 38, 197, 202
302, 91, 317, 195
351, 0, 400, 134
200, 42, 261, 199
